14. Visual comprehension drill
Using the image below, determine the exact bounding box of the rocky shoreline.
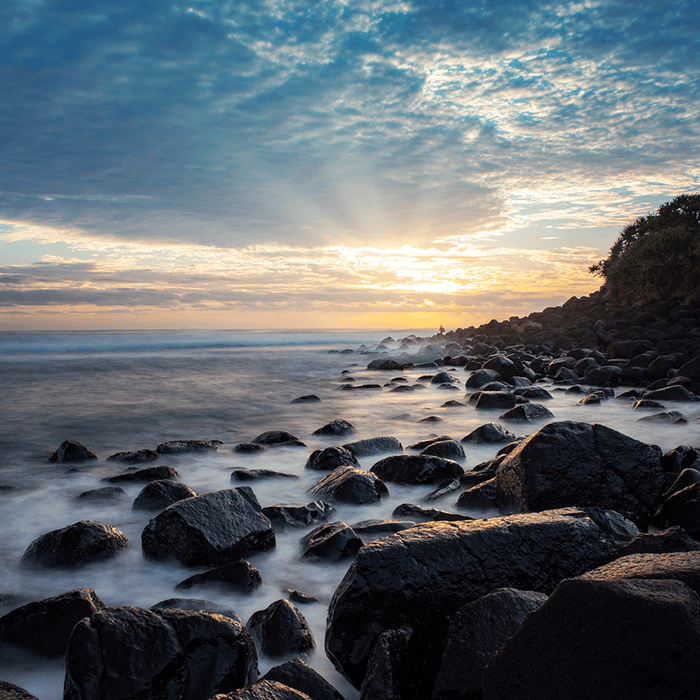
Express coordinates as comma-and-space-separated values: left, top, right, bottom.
3, 292, 700, 699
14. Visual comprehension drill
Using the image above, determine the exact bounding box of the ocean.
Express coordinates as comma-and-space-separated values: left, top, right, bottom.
1, 329, 699, 699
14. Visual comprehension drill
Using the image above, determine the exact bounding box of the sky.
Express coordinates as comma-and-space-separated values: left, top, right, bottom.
1, 0, 699, 331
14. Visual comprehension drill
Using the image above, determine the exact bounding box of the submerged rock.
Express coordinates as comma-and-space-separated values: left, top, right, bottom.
300, 522, 363, 562
155, 440, 221, 454
132, 480, 197, 511
342, 437, 403, 457
49, 440, 98, 463
313, 420, 356, 437
175, 561, 262, 593
370, 455, 463, 485
305, 446, 359, 472
262, 501, 336, 530
107, 466, 179, 484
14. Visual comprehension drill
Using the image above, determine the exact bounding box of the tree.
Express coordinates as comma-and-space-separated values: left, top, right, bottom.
589, 194, 700, 306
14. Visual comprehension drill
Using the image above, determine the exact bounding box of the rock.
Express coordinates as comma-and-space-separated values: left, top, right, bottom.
175, 561, 263, 593
370, 455, 464, 485
0, 681, 40, 700
309, 467, 388, 505
76, 486, 126, 503
290, 395, 321, 404
150, 599, 243, 625
423, 479, 462, 502
659, 482, 700, 538
300, 522, 363, 561
262, 658, 345, 700
231, 469, 299, 482
64, 606, 258, 700
342, 437, 403, 457
441, 400, 466, 408
107, 449, 159, 464
661, 445, 699, 474
465, 369, 500, 389
132, 480, 197, 511
48, 440, 98, 463
142, 488, 275, 567
483, 578, 700, 700
21, 521, 128, 569
252, 431, 306, 447
326, 507, 625, 690
313, 420, 357, 437
431, 371, 456, 384
216, 680, 312, 699
644, 385, 698, 402
432, 588, 547, 700
247, 600, 314, 658
498, 403, 554, 422
234, 443, 265, 453
461, 423, 516, 444
359, 628, 413, 700
632, 398, 666, 409
106, 466, 179, 483
0, 588, 104, 658
350, 520, 416, 535
584, 364, 622, 386
473, 392, 516, 410
156, 440, 221, 455
679, 356, 700, 381
391, 504, 473, 522
419, 439, 465, 462
494, 421, 664, 519
637, 410, 688, 424
305, 447, 359, 472
456, 478, 499, 510
663, 468, 700, 499
615, 527, 700, 557
287, 591, 318, 605
262, 501, 336, 530
514, 386, 553, 400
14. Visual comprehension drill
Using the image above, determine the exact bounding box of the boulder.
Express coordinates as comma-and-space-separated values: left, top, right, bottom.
150, 599, 243, 625
64, 606, 258, 700
392, 504, 473, 522
300, 522, 363, 561
107, 449, 159, 464
0, 681, 39, 700
419, 440, 465, 462
21, 521, 128, 569
465, 369, 499, 389
313, 420, 357, 437
615, 527, 700, 557
216, 680, 312, 699
342, 437, 403, 457
481, 356, 519, 382
132, 480, 197, 511
155, 440, 221, 455
679, 356, 700, 381
431, 371, 456, 384
350, 520, 416, 536
359, 628, 413, 700
290, 395, 321, 404
498, 403, 553, 422
461, 424, 516, 445
482, 578, 700, 700
661, 445, 699, 474
305, 447, 359, 472
233, 443, 265, 454
644, 385, 698, 402
262, 502, 336, 530
230, 469, 299, 482
75, 486, 126, 503
584, 365, 622, 386
309, 467, 388, 505
659, 482, 700, 538
326, 507, 629, 690
370, 455, 463, 485
246, 600, 314, 658
175, 561, 262, 593
0, 588, 104, 658
49, 440, 98, 463
252, 431, 305, 447
262, 658, 345, 700
432, 588, 547, 700
141, 488, 275, 567
514, 386, 553, 400
494, 421, 664, 519
106, 466, 179, 484
473, 392, 516, 410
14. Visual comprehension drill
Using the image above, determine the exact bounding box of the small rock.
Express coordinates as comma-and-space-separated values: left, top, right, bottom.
309, 467, 388, 505
262, 502, 336, 530
75, 486, 126, 503
290, 395, 321, 404
175, 561, 262, 593
305, 446, 359, 472
106, 465, 179, 483
155, 440, 221, 455
231, 469, 299, 482
252, 431, 306, 447
132, 480, 197, 511
300, 522, 363, 561
106, 449, 159, 464
247, 599, 314, 658
313, 419, 357, 437
49, 440, 98, 463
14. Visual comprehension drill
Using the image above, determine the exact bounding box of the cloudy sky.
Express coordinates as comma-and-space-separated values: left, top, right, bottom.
1, 0, 698, 331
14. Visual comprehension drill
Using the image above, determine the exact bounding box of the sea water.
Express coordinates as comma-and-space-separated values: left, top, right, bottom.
1, 329, 699, 699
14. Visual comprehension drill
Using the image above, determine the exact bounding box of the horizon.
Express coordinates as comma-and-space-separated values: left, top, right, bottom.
1, 1, 698, 331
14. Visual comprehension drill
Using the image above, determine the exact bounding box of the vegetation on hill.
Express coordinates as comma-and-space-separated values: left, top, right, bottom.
590, 194, 700, 306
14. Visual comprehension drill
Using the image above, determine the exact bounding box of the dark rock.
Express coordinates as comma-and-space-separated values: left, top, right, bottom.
392, 504, 473, 522
465, 369, 499, 389
155, 440, 221, 455
456, 478, 499, 510
646, 354, 680, 380
407, 435, 453, 451
431, 371, 456, 384
220, 680, 312, 699
584, 364, 622, 386
107, 449, 159, 464
231, 469, 299, 482
64, 606, 257, 700
494, 421, 664, 519
350, 520, 416, 535
287, 591, 319, 605
359, 628, 413, 700
76, 486, 126, 503
252, 431, 306, 447
499, 403, 554, 422
106, 466, 179, 483
423, 479, 462, 502
632, 398, 666, 409
300, 522, 363, 561
262, 658, 345, 700
326, 507, 627, 691
262, 501, 336, 530
0, 588, 104, 658
418, 416, 441, 422
473, 392, 516, 410
21, 521, 128, 569
370, 455, 463, 485
150, 599, 243, 625
419, 439, 465, 462
342, 437, 403, 457
432, 588, 547, 700
0, 681, 39, 700
461, 423, 516, 445
616, 527, 700, 557
482, 578, 700, 700
48, 440, 98, 463
234, 443, 265, 453
663, 468, 700, 499
309, 467, 388, 505
313, 420, 357, 437
141, 487, 275, 567
389, 384, 415, 392
132, 480, 197, 511
441, 400, 466, 408
679, 356, 700, 381
247, 599, 314, 658
644, 385, 698, 402
659, 482, 700, 538
637, 410, 688, 424
661, 445, 699, 474
175, 561, 262, 593
305, 446, 360, 472
514, 386, 553, 400
290, 395, 321, 404
482, 356, 519, 382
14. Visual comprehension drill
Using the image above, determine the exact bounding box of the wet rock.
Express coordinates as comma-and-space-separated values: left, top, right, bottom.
64, 606, 258, 700
106, 466, 179, 484
290, 395, 321, 404
107, 449, 159, 464
247, 599, 314, 658
0, 681, 39, 700
350, 519, 416, 535
175, 561, 262, 593
584, 364, 622, 386
419, 439, 465, 462
313, 420, 357, 437
663, 468, 700, 500
286, 591, 318, 605
418, 416, 441, 423
392, 504, 473, 522
21, 520, 128, 569
76, 486, 126, 503
150, 599, 243, 625
367, 359, 412, 371
325, 507, 626, 691
636, 410, 688, 424
679, 356, 700, 381
461, 423, 516, 445
262, 501, 336, 530
432, 588, 547, 700
217, 680, 312, 699
431, 371, 456, 384
423, 479, 462, 502
661, 445, 699, 474
233, 443, 265, 454
370, 455, 463, 485
498, 402, 554, 422
156, 440, 221, 455
473, 392, 516, 410
481, 356, 519, 382
494, 421, 664, 519
465, 369, 500, 389
514, 386, 553, 400
659, 482, 700, 538
615, 527, 700, 557
456, 478, 499, 511
142, 487, 275, 567
300, 522, 363, 561
644, 385, 698, 402
308, 466, 388, 505
132, 480, 197, 511
359, 628, 413, 700
441, 400, 466, 408
262, 658, 345, 700
0, 588, 104, 658
49, 440, 98, 463
305, 446, 359, 472
231, 469, 299, 482
632, 398, 666, 409
252, 431, 306, 447
342, 437, 403, 457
